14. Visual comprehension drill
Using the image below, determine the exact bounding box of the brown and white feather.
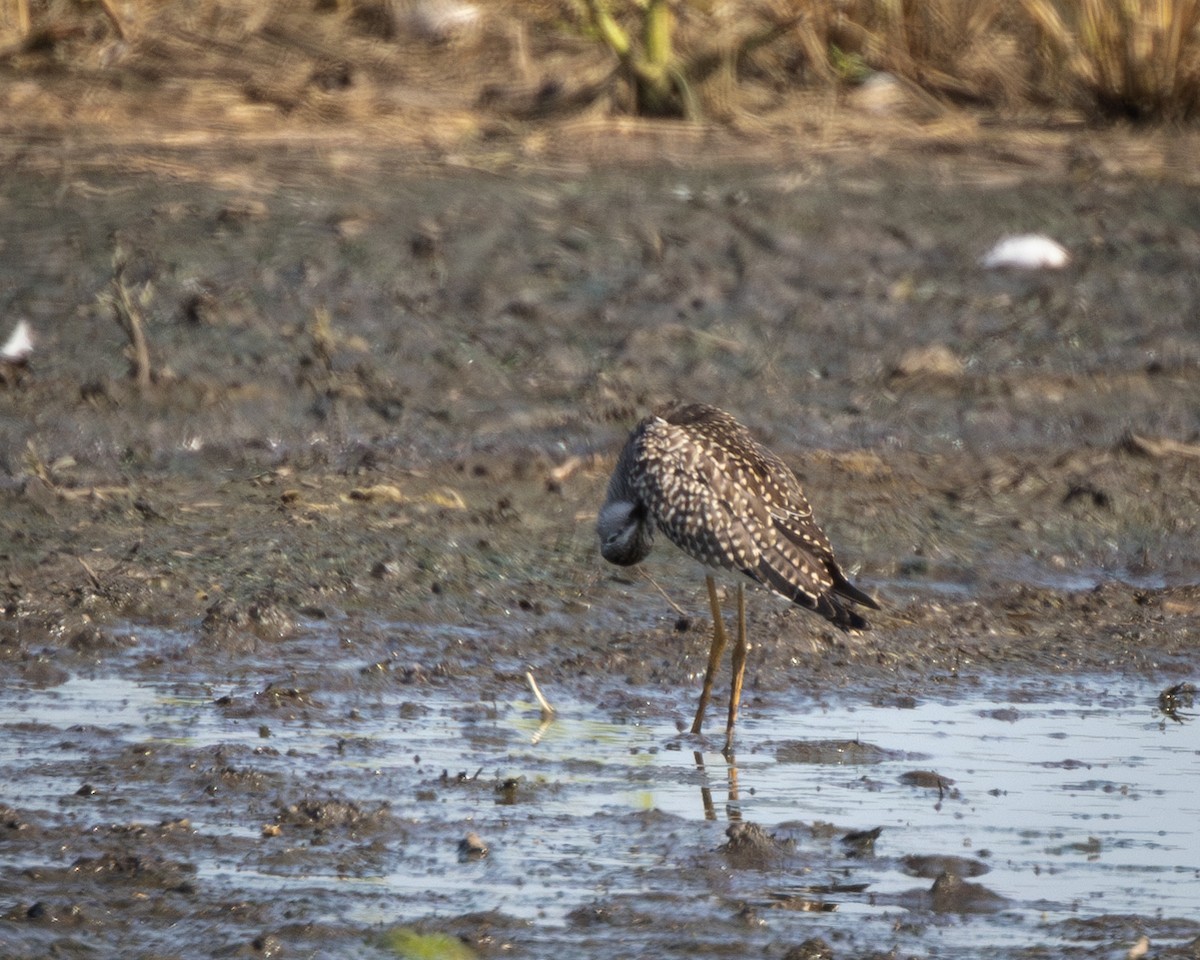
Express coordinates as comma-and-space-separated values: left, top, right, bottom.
601, 402, 877, 631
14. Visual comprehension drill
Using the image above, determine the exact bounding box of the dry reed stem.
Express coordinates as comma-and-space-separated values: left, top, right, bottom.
525, 670, 555, 720
107, 262, 153, 390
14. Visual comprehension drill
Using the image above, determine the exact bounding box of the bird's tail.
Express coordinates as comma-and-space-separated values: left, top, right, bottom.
754, 557, 875, 632
832, 573, 880, 612
819, 593, 871, 632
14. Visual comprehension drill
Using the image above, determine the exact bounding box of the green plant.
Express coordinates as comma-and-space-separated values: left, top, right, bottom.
574, 0, 806, 117
829, 43, 870, 84
380, 927, 476, 960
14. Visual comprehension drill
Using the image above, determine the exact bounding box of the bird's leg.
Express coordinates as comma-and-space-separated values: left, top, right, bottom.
722, 582, 748, 758
690, 575, 728, 735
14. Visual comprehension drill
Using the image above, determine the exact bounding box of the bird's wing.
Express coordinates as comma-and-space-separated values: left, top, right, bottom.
693, 428, 874, 626
635, 413, 874, 629
767, 495, 879, 616
633, 417, 766, 574
635, 418, 830, 593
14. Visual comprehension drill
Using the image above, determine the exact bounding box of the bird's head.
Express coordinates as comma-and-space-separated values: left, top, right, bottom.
597, 499, 653, 566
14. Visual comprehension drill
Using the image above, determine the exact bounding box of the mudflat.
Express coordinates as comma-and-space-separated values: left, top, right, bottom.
2, 68, 1200, 959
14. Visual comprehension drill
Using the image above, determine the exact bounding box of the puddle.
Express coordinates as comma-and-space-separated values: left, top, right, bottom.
1, 636, 1197, 958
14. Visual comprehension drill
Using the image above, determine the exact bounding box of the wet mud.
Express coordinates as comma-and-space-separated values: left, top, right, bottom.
2, 130, 1200, 958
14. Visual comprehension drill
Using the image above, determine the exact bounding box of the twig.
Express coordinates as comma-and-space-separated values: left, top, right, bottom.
78, 557, 103, 591
108, 259, 153, 389
97, 0, 127, 41
641, 569, 689, 619
525, 670, 555, 720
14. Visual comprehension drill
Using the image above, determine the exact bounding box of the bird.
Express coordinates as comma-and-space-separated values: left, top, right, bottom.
596, 402, 879, 756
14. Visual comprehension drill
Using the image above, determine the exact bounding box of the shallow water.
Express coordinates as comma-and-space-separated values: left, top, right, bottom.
2, 624, 1197, 958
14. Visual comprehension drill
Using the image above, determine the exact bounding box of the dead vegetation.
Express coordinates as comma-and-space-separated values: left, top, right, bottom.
98, 248, 157, 390
1021, 0, 1200, 120
0, 0, 1198, 134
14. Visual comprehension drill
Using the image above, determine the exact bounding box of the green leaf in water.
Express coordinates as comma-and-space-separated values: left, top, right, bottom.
380, 927, 476, 960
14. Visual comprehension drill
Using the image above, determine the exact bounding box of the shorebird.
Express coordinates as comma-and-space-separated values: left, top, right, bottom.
597, 402, 878, 756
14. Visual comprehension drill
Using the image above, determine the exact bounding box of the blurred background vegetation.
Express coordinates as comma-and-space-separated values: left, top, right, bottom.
0, 0, 1197, 134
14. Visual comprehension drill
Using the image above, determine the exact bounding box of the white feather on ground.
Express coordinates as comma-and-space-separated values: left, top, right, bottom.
980, 234, 1070, 270
1, 320, 33, 362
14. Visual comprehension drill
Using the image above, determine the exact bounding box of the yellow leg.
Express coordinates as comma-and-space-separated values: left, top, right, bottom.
723, 583, 747, 758
690, 575, 728, 735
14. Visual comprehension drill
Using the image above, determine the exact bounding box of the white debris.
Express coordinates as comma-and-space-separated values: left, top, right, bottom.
981, 234, 1070, 270
1, 319, 33, 362
407, 0, 482, 44
850, 72, 906, 115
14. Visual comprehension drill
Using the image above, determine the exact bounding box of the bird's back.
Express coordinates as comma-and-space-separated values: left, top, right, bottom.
624, 402, 877, 630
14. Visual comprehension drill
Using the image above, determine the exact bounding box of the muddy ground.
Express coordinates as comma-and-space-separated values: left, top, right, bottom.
2, 61, 1200, 960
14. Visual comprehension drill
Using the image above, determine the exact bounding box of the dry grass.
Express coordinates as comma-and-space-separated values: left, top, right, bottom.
1021, 0, 1200, 120
98, 248, 157, 390
844, 0, 1023, 104
559, 0, 1200, 120
0, 0, 1198, 124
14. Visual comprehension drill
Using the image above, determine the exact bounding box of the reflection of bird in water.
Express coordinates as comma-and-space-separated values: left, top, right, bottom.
597, 402, 879, 756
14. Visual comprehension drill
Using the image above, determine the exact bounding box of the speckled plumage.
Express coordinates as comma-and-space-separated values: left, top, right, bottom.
598, 402, 877, 630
